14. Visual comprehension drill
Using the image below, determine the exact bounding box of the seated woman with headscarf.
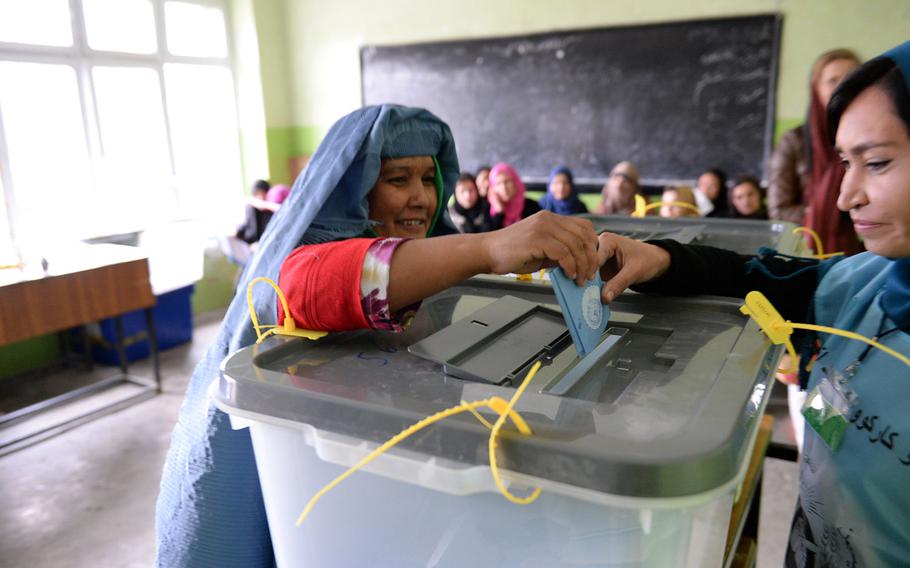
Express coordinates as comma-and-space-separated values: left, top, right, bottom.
155, 105, 603, 568
487, 162, 541, 230
538, 166, 589, 216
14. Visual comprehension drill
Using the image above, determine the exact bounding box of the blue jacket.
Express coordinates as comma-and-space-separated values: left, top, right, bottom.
788, 253, 910, 566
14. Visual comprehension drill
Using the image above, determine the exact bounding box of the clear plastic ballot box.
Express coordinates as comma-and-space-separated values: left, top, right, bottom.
579, 214, 804, 256
215, 278, 778, 567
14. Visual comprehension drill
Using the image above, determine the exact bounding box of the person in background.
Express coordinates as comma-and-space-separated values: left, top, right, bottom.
245, 184, 291, 253
235, 179, 272, 245
593, 40, 910, 565
265, 184, 290, 208
487, 162, 541, 229
538, 166, 588, 215
659, 185, 699, 218
595, 160, 640, 215
768, 49, 862, 254
729, 175, 768, 220
694, 168, 729, 217
448, 172, 490, 233
475, 165, 492, 200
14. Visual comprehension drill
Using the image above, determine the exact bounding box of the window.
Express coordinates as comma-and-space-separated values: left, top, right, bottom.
0, 0, 242, 255
0, 0, 73, 47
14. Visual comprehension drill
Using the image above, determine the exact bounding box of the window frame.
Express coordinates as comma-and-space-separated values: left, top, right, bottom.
0, 0, 240, 245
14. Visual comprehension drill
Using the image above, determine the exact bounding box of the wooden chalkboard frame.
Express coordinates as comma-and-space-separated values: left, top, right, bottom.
361, 14, 782, 186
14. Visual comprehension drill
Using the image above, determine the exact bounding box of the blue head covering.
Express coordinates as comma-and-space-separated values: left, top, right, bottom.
537, 166, 587, 216
155, 105, 458, 567
879, 40, 910, 329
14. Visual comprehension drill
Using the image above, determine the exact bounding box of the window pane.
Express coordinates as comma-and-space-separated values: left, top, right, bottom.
0, 0, 73, 47
83, 0, 157, 54
0, 62, 93, 247
0, 179, 17, 266
164, 63, 242, 227
165, 2, 228, 58
92, 66, 174, 230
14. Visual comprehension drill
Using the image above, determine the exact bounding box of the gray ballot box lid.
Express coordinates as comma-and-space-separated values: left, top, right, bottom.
579, 214, 802, 256
218, 278, 778, 500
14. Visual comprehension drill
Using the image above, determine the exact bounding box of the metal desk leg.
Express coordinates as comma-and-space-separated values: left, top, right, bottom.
145, 307, 161, 392
113, 316, 129, 375
80, 325, 94, 371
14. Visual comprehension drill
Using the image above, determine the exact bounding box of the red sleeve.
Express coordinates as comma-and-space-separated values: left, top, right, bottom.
277, 238, 378, 332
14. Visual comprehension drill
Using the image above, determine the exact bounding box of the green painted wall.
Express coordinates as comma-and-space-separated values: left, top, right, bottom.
0, 335, 60, 380
191, 248, 239, 315
265, 124, 329, 184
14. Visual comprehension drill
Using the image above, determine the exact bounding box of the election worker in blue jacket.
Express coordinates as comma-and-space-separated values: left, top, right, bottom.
593, 40, 910, 567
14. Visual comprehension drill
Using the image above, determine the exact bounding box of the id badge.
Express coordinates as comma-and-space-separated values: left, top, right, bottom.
802, 371, 854, 452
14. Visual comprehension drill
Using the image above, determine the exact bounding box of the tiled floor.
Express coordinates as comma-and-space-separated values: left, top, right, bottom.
0, 309, 799, 567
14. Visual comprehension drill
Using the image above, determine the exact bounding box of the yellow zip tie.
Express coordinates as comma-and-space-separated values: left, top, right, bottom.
793, 227, 844, 260
488, 361, 544, 505
632, 194, 648, 217
296, 364, 544, 526
740, 291, 910, 374
788, 322, 910, 369
246, 276, 327, 344
463, 401, 496, 430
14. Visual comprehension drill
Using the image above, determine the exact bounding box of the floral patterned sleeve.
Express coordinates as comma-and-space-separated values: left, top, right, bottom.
360, 237, 420, 331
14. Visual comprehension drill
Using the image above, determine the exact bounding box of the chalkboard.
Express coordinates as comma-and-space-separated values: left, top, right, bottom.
361, 15, 781, 185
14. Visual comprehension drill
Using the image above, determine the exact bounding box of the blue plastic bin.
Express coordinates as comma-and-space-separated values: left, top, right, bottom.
88, 285, 194, 365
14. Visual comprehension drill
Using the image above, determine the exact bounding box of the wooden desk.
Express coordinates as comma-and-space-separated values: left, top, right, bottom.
0, 244, 161, 454
0, 244, 155, 346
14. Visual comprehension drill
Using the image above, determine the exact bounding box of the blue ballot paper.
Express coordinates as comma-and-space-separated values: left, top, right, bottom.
549, 268, 610, 355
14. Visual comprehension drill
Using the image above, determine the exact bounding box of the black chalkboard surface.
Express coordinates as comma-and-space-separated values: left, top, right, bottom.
361, 15, 781, 185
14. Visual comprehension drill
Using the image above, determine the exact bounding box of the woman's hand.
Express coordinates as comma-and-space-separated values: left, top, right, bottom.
596, 232, 671, 303
480, 211, 599, 285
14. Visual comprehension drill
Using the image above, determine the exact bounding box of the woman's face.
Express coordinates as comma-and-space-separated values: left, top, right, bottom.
817, 58, 859, 107
455, 180, 479, 209
550, 173, 572, 200
836, 85, 910, 257
697, 172, 721, 201
369, 156, 438, 239
731, 182, 762, 216
475, 169, 490, 197
492, 172, 517, 201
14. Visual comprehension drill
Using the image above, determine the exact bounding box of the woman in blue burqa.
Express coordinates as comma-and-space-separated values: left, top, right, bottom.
155, 105, 604, 566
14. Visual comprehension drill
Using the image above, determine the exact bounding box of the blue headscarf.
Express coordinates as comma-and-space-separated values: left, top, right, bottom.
538, 166, 588, 216
155, 105, 458, 567
882, 40, 910, 329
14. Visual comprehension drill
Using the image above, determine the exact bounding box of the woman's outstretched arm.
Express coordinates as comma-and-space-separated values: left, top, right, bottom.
387, 211, 601, 311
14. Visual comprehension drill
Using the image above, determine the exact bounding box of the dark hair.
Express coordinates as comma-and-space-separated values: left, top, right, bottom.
251, 179, 271, 193
475, 165, 491, 176
700, 167, 728, 205
457, 172, 477, 185
828, 57, 910, 144
731, 174, 764, 197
